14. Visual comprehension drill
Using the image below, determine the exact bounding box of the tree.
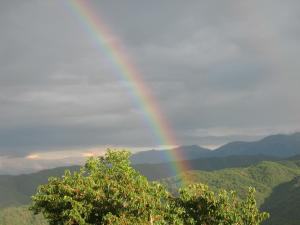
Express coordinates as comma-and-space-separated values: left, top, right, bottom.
177, 184, 268, 225
30, 150, 268, 225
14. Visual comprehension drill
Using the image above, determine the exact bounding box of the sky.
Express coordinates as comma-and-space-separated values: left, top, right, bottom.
0, 0, 300, 174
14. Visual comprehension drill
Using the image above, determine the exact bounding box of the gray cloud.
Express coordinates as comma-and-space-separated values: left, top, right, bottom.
0, 0, 300, 163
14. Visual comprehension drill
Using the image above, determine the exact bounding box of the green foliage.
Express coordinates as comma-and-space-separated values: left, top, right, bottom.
176, 184, 268, 225
31, 150, 174, 224
30, 150, 268, 225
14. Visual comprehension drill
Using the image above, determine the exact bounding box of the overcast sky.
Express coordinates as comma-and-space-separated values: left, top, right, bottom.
1, 0, 300, 174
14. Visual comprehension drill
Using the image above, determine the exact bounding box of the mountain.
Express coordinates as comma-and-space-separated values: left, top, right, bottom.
0, 154, 291, 208
212, 133, 300, 157
131, 145, 211, 164
0, 156, 300, 224
1, 132, 300, 208
261, 176, 300, 225
135, 154, 279, 180
1, 157, 299, 225
0, 166, 79, 207
0, 154, 279, 207
131, 133, 300, 165
161, 158, 300, 225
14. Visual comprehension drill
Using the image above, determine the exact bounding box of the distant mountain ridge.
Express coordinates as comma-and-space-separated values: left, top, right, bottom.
213, 133, 300, 157
131, 145, 211, 164
134, 154, 279, 180
131, 133, 300, 164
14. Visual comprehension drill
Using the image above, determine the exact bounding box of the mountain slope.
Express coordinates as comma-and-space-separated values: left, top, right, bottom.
163, 160, 300, 206
213, 133, 300, 157
0, 157, 300, 224
0, 166, 79, 207
135, 154, 279, 180
261, 176, 300, 225
131, 145, 211, 164
131, 133, 300, 165
0, 155, 279, 207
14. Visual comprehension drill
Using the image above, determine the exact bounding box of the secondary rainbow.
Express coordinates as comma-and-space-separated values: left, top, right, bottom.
65, 0, 190, 183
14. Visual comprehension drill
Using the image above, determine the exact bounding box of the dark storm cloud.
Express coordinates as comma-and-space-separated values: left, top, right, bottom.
0, 0, 300, 160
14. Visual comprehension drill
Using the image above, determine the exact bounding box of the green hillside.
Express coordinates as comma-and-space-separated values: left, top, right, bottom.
0, 166, 79, 207
135, 154, 279, 180
261, 176, 300, 225
0, 157, 300, 224
0, 155, 276, 207
163, 160, 300, 206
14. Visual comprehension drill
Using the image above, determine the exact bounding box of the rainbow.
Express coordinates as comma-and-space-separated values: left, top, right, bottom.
65, 0, 190, 185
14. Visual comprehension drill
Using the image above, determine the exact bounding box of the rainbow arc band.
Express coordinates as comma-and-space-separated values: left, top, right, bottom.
66, 0, 190, 186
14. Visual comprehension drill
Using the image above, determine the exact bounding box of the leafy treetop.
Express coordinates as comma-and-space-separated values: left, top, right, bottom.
30, 150, 269, 225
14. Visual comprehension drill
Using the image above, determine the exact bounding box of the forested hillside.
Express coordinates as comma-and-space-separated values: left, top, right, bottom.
0, 166, 79, 207
163, 160, 300, 206
0, 155, 278, 207
0, 157, 299, 224
261, 176, 300, 225
135, 154, 279, 180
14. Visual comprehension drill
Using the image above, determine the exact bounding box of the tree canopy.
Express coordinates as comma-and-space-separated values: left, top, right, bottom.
30, 150, 269, 225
